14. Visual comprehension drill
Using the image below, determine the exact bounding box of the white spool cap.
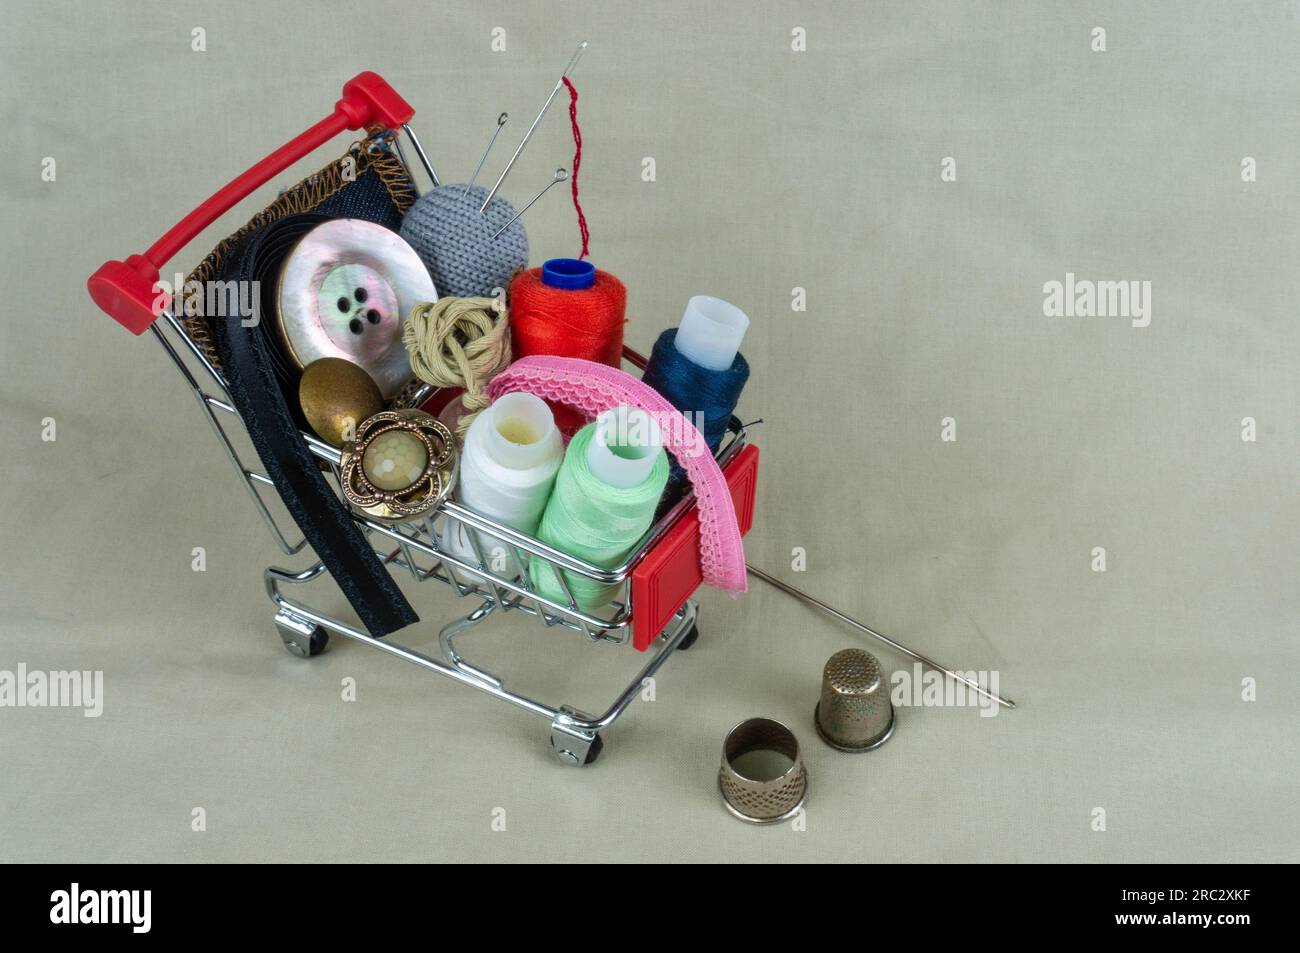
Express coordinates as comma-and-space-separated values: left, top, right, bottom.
675, 295, 750, 371
481, 392, 561, 471
587, 406, 663, 489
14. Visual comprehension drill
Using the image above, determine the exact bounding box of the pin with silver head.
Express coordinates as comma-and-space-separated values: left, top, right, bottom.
464, 112, 508, 195
480, 41, 588, 213
492, 168, 567, 240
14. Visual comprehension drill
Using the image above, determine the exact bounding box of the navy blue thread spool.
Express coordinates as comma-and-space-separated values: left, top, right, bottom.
641, 296, 751, 496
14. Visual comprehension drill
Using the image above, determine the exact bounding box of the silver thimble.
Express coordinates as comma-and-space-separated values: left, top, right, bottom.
718, 718, 808, 824
814, 648, 895, 752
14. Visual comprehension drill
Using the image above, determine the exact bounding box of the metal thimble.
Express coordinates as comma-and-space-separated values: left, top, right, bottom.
718, 718, 808, 824
814, 648, 895, 752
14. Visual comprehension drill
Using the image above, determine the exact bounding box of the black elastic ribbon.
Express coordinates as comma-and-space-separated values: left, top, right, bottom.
213, 213, 418, 637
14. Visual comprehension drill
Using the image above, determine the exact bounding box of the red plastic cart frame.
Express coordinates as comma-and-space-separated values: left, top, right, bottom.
87, 72, 414, 335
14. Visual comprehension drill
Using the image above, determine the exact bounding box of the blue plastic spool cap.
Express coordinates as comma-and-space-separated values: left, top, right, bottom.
541, 257, 596, 290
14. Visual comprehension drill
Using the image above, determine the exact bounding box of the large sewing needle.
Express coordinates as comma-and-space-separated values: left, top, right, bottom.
746, 564, 1017, 709
480, 41, 588, 213
492, 168, 567, 239
464, 113, 508, 194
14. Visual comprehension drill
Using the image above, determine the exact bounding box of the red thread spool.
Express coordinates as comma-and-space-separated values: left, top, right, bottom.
509, 259, 626, 434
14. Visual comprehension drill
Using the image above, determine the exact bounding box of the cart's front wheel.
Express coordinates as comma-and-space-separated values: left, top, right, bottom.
676, 623, 700, 651
275, 610, 329, 658
549, 707, 606, 765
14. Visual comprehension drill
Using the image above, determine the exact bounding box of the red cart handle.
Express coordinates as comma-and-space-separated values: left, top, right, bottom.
87, 71, 414, 335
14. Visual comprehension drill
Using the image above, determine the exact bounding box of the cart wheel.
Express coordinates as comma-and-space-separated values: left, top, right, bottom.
676, 624, 700, 651
550, 732, 603, 766
301, 628, 329, 657
275, 611, 330, 658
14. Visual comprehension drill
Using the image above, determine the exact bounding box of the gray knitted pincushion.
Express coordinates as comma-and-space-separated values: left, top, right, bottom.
399, 184, 529, 299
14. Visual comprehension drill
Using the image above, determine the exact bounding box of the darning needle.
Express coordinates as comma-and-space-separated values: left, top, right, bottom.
400, 123, 441, 188
480, 40, 588, 213
464, 112, 509, 194
492, 168, 567, 239
746, 564, 1018, 709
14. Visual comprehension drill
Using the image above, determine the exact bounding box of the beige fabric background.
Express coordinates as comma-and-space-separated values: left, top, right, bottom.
2, 0, 1296, 863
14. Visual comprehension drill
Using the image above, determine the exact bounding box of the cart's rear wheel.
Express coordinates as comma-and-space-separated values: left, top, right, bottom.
275, 610, 330, 658
550, 732, 603, 766
676, 623, 700, 651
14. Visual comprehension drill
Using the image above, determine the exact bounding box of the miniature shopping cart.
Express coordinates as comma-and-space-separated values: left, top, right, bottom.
87, 73, 759, 766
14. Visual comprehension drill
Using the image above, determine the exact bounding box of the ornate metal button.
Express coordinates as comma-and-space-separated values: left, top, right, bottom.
340, 410, 457, 524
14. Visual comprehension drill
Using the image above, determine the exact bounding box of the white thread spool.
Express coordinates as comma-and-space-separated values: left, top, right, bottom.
675, 295, 750, 371
441, 392, 562, 580
587, 406, 663, 488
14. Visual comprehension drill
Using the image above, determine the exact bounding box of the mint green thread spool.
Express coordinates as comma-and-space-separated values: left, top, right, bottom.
531, 414, 669, 612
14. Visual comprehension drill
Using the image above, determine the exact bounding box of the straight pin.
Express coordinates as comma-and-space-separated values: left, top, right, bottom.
480, 40, 588, 213
464, 112, 508, 194
492, 168, 567, 240
746, 564, 1017, 709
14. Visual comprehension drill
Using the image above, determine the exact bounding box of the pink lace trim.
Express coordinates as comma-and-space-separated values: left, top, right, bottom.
486, 356, 747, 592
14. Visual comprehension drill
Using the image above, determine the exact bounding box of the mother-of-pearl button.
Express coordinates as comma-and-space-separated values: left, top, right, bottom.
362, 430, 428, 491
276, 219, 437, 399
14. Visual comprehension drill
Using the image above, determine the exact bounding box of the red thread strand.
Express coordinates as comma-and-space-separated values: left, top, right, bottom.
562, 76, 591, 260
